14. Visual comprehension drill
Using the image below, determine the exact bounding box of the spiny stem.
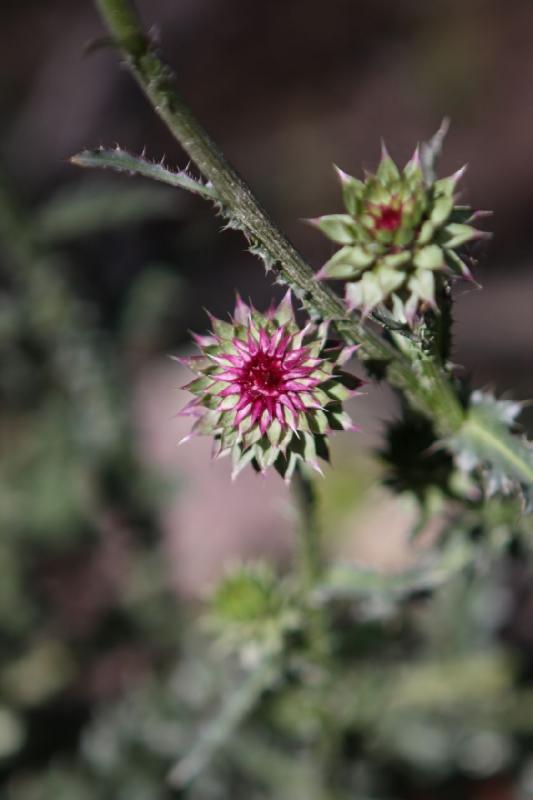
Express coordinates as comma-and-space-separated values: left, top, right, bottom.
71, 147, 218, 199
90, 0, 533, 497
92, 0, 460, 425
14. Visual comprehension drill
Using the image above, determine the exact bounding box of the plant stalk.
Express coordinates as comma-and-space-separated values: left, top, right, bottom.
293, 465, 324, 593
90, 0, 533, 496
93, 0, 460, 425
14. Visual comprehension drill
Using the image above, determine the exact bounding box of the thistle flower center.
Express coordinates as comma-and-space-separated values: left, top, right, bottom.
374, 205, 402, 232
241, 352, 284, 397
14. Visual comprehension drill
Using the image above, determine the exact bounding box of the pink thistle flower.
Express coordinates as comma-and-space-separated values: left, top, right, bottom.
178, 291, 362, 481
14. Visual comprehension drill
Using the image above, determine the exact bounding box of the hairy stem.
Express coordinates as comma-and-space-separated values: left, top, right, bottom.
293, 465, 324, 592
90, 0, 533, 495
71, 147, 217, 199
93, 0, 460, 423
292, 465, 332, 669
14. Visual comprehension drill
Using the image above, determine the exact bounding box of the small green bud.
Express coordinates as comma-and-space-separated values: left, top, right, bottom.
313, 142, 487, 324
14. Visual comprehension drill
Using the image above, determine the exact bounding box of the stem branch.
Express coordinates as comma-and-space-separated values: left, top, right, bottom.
92, 0, 459, 427
89, 0, 533, 497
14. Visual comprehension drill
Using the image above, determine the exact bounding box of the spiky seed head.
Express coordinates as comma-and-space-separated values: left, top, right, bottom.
178, 292, 362, 481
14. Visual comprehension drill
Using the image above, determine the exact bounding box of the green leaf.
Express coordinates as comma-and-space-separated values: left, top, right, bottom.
315, 541, 473, 605
70, 147, 217, 199
448, 391, 533, 505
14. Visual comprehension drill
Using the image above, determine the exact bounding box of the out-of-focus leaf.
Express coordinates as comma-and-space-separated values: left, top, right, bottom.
35, 182, 177, 242
120, 266, 186, 352
315, 538, 475, 610
1, 640, 74, 706
168, 658, 279, 789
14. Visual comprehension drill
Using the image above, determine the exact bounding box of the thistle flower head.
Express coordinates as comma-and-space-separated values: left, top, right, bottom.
178, 292, 361, 481
313, 146, 487, 323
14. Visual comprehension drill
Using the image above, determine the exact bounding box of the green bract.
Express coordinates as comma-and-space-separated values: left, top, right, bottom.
314, 146, 486, 323
178, 292, 361, 482
208, 562, 298, 654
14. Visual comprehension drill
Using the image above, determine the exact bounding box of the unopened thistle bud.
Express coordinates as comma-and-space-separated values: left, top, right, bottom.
313, 144, 487, 323
178, 292, 361, 481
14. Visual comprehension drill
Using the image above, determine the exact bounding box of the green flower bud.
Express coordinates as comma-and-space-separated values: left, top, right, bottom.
314, 145, 488, 324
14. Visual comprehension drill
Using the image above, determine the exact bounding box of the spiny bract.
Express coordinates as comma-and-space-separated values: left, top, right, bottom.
178, 292, 361, 481
313, 145, 487, 323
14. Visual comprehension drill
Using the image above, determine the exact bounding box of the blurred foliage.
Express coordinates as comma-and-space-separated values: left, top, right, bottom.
0, 172, 185, 793
2, 169, 533, 800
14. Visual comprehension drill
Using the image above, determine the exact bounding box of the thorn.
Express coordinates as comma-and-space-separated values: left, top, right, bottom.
452, 164, 468, 184
438, 116, 451, 139
407, 144, 421, 168
279, 287, 293, 308
380, 138, 391, 162
469, 209, 493, 222
302, 216, 322, 229
333, 164, 351, 183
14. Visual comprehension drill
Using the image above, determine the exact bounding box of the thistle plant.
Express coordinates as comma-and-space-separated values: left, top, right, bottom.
67, 0, 533, 795
314, 147, 485, 321
179, 292, 360, 480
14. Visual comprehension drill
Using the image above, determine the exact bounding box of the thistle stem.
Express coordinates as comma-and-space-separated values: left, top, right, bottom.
90, 0, 533, 497
293, 465, 323, 593
92, 0, 456, 422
